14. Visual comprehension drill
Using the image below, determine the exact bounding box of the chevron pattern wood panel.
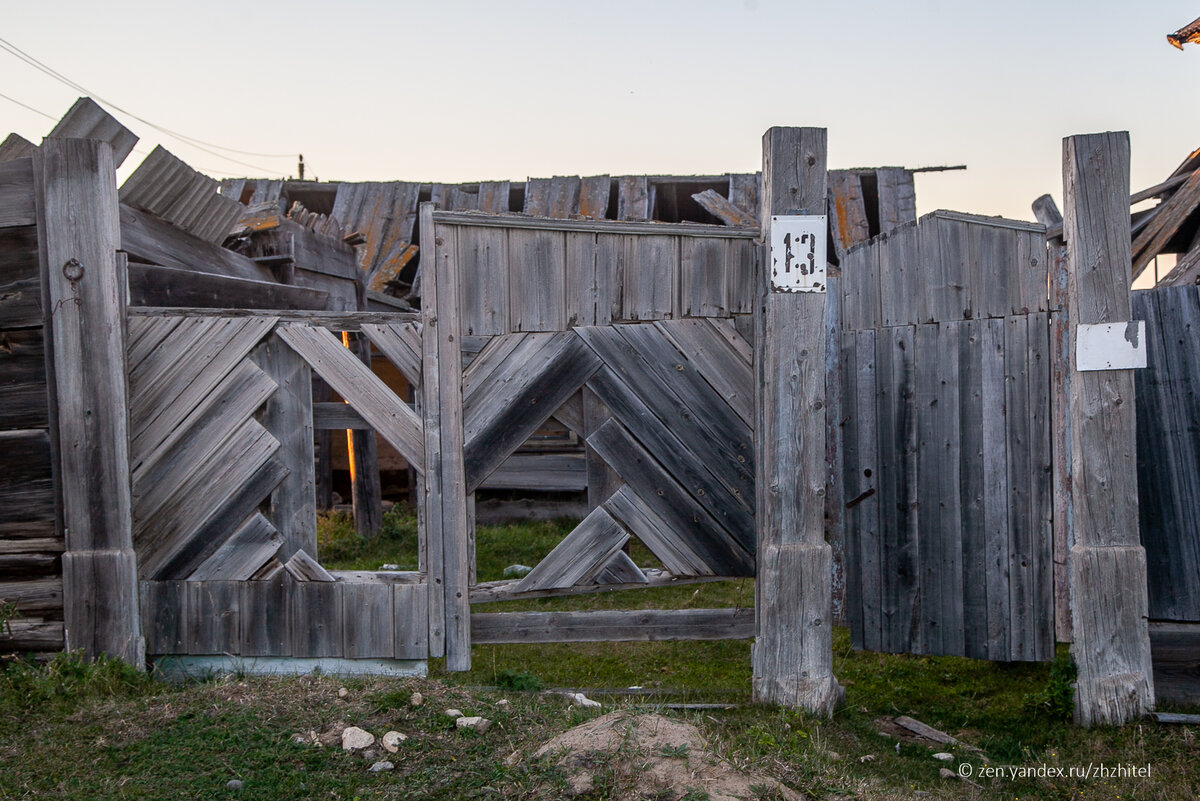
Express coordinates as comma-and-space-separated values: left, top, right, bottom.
464, 319, 757, 593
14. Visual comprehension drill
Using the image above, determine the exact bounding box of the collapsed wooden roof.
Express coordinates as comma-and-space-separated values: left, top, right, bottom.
1035, 145, 1200, 288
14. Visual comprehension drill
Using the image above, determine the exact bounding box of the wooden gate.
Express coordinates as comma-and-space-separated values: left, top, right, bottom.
838, 212, 1055, 661
134, 310, 432, 668
424, 210, 760, 668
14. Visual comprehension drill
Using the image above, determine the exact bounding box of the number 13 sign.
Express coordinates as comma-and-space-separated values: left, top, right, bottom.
769, 215, 826, 293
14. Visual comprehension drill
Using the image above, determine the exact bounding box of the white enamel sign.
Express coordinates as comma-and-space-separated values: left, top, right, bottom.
770, 215, 826, 293
1076, 321, 1147, 371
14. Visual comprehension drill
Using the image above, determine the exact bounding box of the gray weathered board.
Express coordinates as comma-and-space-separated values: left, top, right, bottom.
840, 210, 1053, 661
434, 213, 758, 338
1133, 285, 1200, 621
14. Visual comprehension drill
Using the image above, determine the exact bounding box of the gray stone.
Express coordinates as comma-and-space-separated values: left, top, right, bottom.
456, 716, 493, 733
225, 779, 243, 790
503, 564, 533, 578
341, 726, 375, 751
368, 761, 395, 773
933, 752, 954, 762
381, 731, 407, 752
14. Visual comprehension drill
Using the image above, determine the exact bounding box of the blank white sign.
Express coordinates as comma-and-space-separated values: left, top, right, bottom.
1076, 321, 1147, 371
769, 215, 826, 293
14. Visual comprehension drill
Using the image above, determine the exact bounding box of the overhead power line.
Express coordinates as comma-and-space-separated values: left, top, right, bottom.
0, 36, 290, 174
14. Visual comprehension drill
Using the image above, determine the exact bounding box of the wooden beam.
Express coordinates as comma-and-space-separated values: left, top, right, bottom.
471, 608, 753, 644
127, 262, 330, 310
691, 189, 758, 227
343, 331, 383, 537
1131, 168, 1200, 278
36, 138, 143, 667
1063, 131, 1154, 726
126, 307, 418, 329
420, 203, 470, 669
46, 97, 138, 168
752, 127, 842, 715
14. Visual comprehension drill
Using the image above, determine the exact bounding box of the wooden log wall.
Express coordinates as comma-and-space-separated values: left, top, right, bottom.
1133, 284, 1200, 622
840, 211, 1055, 661
0, 157, 63, 654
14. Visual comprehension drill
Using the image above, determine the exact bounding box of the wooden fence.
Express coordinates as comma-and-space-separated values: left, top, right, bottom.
839, 211, 1055, 661
1133, 283, 1200, 622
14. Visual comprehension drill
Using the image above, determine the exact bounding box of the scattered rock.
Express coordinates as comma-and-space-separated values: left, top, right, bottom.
456, 716, 493, 733
226, 779, 243, 791
933, 752, 954, 761
939, 767, 957, 780
338, 687, 349, 699
444, 708, 464, 718
410, 692, 424, 707
496, 699, 509, 708
568, 692, 602, 709
503, 564, 533, 577
341, 726, 375, 751
368, 761, 394, 773
381, 731, 406, 752
380, 563, 400, 570
859, 754, 876, 763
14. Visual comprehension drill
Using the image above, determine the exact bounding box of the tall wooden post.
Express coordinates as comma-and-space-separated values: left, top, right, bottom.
36, 138, 143, 667
1062, 132, 1154, 725
419, 203, 471, 670
752, 127, 842, 713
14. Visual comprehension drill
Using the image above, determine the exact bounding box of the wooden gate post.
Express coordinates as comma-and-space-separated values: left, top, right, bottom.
36, 138, 143, 667
418, 203, 471, 670
752, 127, 843, 714
1062, 132, 1154, 725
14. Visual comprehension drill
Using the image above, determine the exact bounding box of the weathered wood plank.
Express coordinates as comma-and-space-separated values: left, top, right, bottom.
141, 580, 187, 654
656, 319, 753, 426
37, 139, 142, 666
620, 235, 678, 320
241, 571, 291, 657
455, 224, 509, 336
284, 548, 336, 582
420, 202, 470, 669
0, 327, 48, 429
342, 582, 394, 659
187, 581, 241, 654
0, 158, 35, 228
275, 323, 425, 473
471, 607, 754, 643
981, 318, 1011, 660
958, 319, 988, 659
617, 176, 650, 221
508, 227, 566, 331
578, 175, 611, 219
290, 580, 343, 658
603, 485, 713, 577
186, 512, 280, 583
0, 429, 55, 539
0, 225, 41, 327
251, 336, 316, 558
691, 189, 757, 227
516, 506, 629, 592
875, 167, 917, 234
127, 263, 329, 310
828, 171, 870, 259
681, 237, 730, 317
588, 418, 753, 576
361, 321, 422, 387
0, 577, 61, 613
393, 583, 428, 659
462, 332, 599, 492
1064, 132, 1154, 724
47, 97, 138, 167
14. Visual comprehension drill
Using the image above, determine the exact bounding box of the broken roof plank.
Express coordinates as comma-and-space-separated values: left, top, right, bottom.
119, 146, 245, 244
876, 167, 917, 234
332, 181, 420, 283
1132, 168, 1200, 279
1168, 15, 1200, 49
617, 176, 651, 221
0, 133, 36, 164
477, 181, 511, 214
728, 173, 760, 220
578, 175, 611, 219
691, 188, 757, 227
45, 97, 138, 167
829, 170, 870, 259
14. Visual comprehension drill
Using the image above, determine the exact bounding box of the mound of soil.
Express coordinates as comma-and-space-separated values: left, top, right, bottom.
534, 711, 804, 801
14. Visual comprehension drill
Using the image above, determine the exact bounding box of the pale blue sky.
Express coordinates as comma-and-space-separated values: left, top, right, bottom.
3, 1, 1198, 223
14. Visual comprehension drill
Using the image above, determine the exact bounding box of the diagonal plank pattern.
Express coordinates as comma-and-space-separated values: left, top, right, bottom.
275, 323, 425, 474
482, 320, 758, 592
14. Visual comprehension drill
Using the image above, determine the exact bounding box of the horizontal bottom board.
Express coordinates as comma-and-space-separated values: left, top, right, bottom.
471, 608, 753, 644
149, 655, 427, 681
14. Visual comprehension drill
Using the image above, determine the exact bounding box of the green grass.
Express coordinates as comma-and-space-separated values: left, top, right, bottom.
1, 508, 1196, 799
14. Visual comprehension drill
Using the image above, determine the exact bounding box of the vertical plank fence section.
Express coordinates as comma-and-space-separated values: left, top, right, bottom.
752, 127, 842, 714
36, 138, 143, 667
1063, 131, 1154, 725
420, 203, 471, 670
